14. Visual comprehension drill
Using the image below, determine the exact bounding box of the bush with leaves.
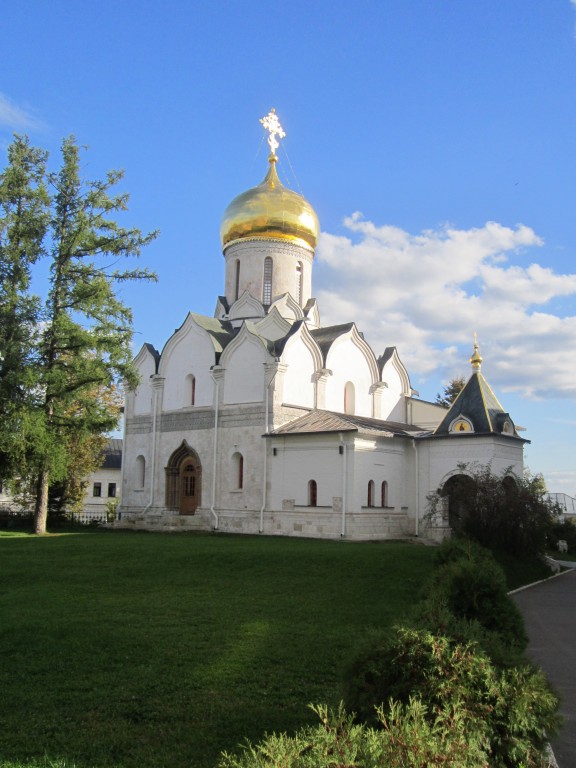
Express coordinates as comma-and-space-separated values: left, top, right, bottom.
343, 627, 559, 768
218, 699, 490, 768
428, 464, 561, 557
415, 537, 528, 664
549, 518, 576, 554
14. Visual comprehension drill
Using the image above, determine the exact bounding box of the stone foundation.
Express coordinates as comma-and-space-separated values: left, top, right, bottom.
116, 504, 413, 540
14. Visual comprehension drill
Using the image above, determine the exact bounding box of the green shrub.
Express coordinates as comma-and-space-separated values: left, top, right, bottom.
431, 535, 491, 567
428, 465, 560, 557
419, 547, 528, 655
218, 700, 490, 768
342, 627, 560, 768
413, 595, 525, 668
549, 518, 576, 554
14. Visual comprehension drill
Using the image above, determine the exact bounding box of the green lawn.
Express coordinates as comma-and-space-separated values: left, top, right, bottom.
0, 532, 437, 768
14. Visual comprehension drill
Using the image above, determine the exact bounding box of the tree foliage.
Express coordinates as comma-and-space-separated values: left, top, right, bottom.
0, 137, 49, 479
427, 463, 561, 557
0, 135, 157, 533
435, 376, 465, 407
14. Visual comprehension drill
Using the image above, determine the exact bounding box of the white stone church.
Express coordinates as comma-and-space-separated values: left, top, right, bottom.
118, 112, 526, 539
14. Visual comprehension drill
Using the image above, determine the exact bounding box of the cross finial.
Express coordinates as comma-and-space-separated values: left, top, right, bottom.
260, 108, 286, 157
470, 332, 483, 371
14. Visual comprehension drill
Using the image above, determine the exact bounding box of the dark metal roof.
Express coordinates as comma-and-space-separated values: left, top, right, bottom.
433, 371, 525, 440
310, 323, 356, 363
101, 438, 123, 469
377, 346, 396, 376
267, 409, 430, 439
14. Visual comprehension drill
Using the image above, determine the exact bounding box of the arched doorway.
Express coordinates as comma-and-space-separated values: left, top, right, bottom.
441, 473, 476, 533
165, 442, 202, 515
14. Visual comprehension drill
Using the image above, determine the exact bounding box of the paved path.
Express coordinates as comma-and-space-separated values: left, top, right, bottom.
512, 568, 576, 767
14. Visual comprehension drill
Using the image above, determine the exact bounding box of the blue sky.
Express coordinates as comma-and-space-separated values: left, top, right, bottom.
2, 1, 575, 495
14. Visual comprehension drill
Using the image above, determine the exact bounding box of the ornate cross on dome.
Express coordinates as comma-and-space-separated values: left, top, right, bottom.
260, 108, 286, 157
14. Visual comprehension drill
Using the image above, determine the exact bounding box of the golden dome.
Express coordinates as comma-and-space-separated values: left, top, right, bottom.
220, 154, 319, 251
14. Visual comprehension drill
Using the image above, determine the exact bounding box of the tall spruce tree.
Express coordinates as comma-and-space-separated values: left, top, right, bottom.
1, 135, 157, 533
32, 137, 157, 533
0, 136, 49, 482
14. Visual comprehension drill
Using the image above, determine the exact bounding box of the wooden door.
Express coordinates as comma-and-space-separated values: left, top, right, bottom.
179, 458, 199, 515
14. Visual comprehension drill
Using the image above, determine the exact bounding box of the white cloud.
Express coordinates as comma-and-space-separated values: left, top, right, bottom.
0, 92, 42, 131
316, 215, 576, 400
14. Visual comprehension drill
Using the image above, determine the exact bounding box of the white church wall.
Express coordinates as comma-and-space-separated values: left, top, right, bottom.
352, 439, 408, 512
409, 399, 447, 429
159, 324, 216, 410
133, 352, 156, 416
415, 435, 525, 522
378, 364, 406, 421
324, 339, 374, 416
268, 434, 346, 510
121, 430, 152, 510
222, 337, 267, 404
216, 409, 266, 514
281, 337, 316, 408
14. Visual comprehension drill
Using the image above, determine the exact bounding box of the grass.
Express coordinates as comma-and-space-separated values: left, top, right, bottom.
0, 531, 437, 768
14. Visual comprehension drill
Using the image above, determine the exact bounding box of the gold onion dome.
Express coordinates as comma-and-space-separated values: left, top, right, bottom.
220, 153, 320, 251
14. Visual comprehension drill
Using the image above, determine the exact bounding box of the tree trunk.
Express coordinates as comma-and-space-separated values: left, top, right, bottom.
34, 467, 50, 535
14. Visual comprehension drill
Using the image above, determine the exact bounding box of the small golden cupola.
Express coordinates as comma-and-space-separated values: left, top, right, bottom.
220, 110, 319, 252
470, 333, 483, 371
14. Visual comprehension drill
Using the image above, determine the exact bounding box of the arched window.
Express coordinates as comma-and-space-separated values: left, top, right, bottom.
232, 452, 244, 490
186, 374, 196, 406
296, 261, 303, 306
381, 481, 388, 508
308, 479, 317, 507
135, 455, 146, 490
263, 257, 273, 305
344, 381, 355, 415
367, 480, 375, 507
234, 259, 240, 301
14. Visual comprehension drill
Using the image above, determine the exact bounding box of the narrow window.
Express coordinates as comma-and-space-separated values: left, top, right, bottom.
308, 479, 317, 507
344, 381, 355, 415
136, 455, 146, 489
381, 481, 388, 508
108, 483, 117, 498
232, 452, 244, 490
296, 261, 303, 306
263, 257, 273, 305
367, 480, 375, 508
93, 482, 102, 498
189, 374, 196, 406
234, 259, 240, 301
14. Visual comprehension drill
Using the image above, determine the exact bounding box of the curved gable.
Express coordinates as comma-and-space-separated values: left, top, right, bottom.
269, 292, 305, 323
378, 347, 411, 421
132, 343, 159, 416
323, 326, 379, 416
159, 313, 223, 410
279, 323, 323, 408
221, 324, 270, 404
229, 291, 265, 325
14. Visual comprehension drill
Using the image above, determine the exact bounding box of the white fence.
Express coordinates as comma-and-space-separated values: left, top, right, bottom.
546, 493, 576, 515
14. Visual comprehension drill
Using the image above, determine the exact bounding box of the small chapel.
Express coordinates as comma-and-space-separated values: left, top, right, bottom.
118, 111, 527, 539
